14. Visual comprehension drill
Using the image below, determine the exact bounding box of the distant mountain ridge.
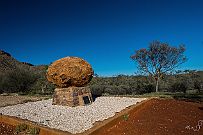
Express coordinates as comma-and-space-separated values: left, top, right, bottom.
0, 50, 11, 57
0, 50, 202, 78
0, 50, 54, 94
0, 50, 47, 74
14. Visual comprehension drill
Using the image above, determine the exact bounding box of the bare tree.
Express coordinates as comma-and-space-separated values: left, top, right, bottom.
131, 41, 187, 92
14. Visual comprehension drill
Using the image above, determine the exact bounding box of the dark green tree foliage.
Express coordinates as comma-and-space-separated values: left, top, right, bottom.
194, 80, 201, 91
89, 71, 202, 96
89, 75, 155, 96
30, 74, 55, 95
170, 82, 188, 93
0, 69, 202, 95
0, 68, 38, 93
0, 66, 55, 94
131, 41, 187, 92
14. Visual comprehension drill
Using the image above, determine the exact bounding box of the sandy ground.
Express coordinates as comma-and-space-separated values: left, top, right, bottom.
0, 95, 50, 107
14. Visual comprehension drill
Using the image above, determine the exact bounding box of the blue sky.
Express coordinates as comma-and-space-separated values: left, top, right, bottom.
0, 0, 203, 76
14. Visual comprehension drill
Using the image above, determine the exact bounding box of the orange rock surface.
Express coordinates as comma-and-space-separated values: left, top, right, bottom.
46, 57, 93, 87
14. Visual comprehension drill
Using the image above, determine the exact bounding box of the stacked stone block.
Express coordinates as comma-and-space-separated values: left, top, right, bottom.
46, 57, 94, 107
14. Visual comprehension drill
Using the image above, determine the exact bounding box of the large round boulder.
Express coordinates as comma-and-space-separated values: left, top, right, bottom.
46, 57, 94, 87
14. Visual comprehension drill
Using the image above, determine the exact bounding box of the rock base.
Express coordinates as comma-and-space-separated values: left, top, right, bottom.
52, 87, 93, 107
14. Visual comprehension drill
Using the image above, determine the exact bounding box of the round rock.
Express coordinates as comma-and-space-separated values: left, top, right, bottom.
46, 57, 94, 87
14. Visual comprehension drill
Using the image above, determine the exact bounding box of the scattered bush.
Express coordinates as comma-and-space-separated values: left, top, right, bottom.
135, 80, 155, 94
0, 67, 55, 95
170, 82, 188, 93
15, 123, 40, 135
0, 69, 202, 96
194, 80, 201, 93
0, 68, 38, 93
122, 114, 129, 121
90, 84, 105, 96
28, 126, 40, 135
15, 123, 28, 134
29, 77, 55, 95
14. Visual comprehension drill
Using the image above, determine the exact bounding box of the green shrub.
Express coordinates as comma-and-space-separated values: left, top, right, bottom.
30, 77, 55, 95
194, 80, 201, 91
0, 66, 55, 95
170, 82, 188, 93
122, 114, 129, 121
135, 80, 155, 94
15, 123, 28, 133
28, 127, 40, 135
90, 84, 105, 96
0, 68, 38, 93
15, 123, 40, 135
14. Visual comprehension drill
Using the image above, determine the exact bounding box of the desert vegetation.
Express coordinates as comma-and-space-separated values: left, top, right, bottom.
90, 41, 202, 99
0, 66, 54, 95
0, 45, 202, 100
131, 41, 187, 92
0, 50, 54, 95
0, 44, 202, 135
1, 68, 202, 99
89, 70, 203, 96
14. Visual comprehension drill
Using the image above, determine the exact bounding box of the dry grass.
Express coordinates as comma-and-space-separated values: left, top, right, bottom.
0, 94, 51, 107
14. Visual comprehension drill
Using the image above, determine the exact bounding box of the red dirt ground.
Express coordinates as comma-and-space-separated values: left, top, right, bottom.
0, 122, 16, 135
90, 99, 203, 135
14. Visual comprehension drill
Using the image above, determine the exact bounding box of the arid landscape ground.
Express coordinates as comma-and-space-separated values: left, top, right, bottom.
0, 96, 202, 135
90, 98, 203, 135
1, 0, 203, 134
0, 95, 50, 107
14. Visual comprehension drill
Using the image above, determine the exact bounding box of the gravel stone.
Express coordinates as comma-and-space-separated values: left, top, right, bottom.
0, 97, 146, 134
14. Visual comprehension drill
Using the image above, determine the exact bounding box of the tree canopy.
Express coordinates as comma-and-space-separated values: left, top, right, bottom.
131, 41, 187, 92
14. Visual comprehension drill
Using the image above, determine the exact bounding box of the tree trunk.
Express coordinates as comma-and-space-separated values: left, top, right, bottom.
41, 84, 46, 94
155, 78, 159, 92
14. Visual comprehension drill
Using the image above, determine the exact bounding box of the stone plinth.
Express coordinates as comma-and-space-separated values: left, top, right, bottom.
52, 87, 93, 107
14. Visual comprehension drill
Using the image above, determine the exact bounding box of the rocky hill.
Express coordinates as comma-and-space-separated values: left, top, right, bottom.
0, 50, 47, 74
0, 50, 53, 94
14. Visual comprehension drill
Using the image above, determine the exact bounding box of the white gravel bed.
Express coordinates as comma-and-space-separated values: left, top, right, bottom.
0, 97, 146, 134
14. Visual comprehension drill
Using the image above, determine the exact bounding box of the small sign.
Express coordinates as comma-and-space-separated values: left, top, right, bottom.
83, 96, 90, 105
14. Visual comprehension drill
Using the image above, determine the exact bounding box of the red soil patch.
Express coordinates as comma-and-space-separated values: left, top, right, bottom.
90, 99, 203, 135
0, 122, 16, 135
